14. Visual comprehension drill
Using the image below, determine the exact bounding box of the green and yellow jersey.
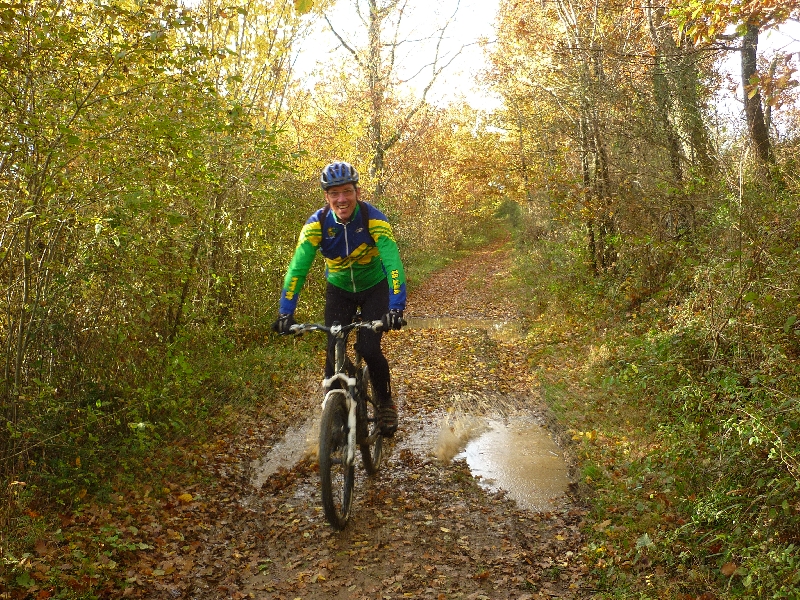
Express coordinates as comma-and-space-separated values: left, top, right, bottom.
279, 201, 406, 314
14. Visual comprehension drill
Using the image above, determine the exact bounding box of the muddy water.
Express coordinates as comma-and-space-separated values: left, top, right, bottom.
405, 316, 522, 341
459, 417, 569, 511
250, 418, 318, 489
407, 413, 570, 512
253, 411, 570, 513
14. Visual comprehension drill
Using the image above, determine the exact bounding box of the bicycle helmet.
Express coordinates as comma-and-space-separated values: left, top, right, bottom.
320, 161, 359, 190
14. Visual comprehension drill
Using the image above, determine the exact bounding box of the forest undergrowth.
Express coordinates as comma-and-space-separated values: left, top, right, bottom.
510, 201, 800, 599
0, 224, 508, 599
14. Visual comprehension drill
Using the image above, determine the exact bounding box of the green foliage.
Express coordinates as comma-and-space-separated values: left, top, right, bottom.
0, 0, 305, 487
494, 197, 523, 221
508, 204, 602, 324
511, 160, 800, 597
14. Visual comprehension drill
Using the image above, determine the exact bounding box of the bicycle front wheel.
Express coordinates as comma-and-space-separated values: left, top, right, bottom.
358, 365, 383, 475
318, 391, 355, 529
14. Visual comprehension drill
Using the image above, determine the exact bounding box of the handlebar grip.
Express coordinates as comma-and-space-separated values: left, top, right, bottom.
373, 318, 407, 331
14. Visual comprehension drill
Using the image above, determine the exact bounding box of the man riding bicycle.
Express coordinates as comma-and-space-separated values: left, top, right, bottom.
272, 161, 406, 435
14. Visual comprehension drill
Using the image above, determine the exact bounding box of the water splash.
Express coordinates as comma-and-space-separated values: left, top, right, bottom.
435, 412, 489, 462
250, 416, 319, 488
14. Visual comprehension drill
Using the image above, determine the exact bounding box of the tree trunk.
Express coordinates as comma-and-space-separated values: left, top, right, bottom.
367, 0, 386, 201
579, 113, 598, 274
675, 31, 715, 176
515, 106, 533, 203
741, 24, 772, 165
647, 6, 684, 183
646, 5, 715, 177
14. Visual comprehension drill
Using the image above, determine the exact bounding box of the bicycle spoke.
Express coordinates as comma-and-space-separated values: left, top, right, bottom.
359, 365, 384, 476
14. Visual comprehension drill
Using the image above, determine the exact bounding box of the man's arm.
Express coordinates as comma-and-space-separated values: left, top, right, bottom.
279, 217, 322, 314
366, 207, 406, 311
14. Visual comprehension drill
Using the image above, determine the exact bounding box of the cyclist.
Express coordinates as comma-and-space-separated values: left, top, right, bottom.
272, 161, 406, 435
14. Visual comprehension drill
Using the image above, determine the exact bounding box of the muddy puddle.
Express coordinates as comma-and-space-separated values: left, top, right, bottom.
405, 316, 522, 341
408, 412, 570, 512
459, 417, 569, 511
250, 418, 318, 489
253, 410, 569, 512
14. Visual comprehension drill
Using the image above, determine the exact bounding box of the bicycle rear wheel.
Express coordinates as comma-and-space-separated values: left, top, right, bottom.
358, 365, 383, 475
318, 391, 355, 529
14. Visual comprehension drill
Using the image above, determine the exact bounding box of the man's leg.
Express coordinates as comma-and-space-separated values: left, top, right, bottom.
356, 282, 397, 435
324, 283, 357, 381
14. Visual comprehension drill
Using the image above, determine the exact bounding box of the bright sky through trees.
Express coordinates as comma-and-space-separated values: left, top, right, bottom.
294, 0, 502, 110
717, 20, 800, 127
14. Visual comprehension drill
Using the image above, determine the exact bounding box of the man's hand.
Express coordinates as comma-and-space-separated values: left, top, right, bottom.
272, 313, 297, 334
382, 309, 404, 331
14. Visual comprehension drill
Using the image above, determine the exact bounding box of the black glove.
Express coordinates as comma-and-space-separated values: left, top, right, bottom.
382, 309, 404, 331
272, 313, 296, 334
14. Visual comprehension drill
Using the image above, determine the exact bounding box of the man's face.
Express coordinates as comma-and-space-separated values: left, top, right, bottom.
325, 183, 360, 222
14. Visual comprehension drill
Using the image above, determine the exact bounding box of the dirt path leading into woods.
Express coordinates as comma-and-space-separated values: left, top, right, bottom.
13, 238, 592, 600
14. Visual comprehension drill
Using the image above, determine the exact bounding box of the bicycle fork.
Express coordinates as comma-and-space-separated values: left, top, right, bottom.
322, 372, 357, 466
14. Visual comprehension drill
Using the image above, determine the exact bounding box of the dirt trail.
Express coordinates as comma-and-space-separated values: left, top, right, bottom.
54, 239, 589, 600
233, 238, 588, 599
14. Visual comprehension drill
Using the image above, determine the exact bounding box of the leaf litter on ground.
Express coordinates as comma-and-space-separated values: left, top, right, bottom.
9, 238, 590, 599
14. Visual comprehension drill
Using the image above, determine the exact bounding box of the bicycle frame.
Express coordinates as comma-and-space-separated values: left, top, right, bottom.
323, 323, 359, 466
286, 316, 389, 529
290, 319, 384, 465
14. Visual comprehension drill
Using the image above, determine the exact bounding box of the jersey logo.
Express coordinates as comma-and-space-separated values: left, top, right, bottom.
327, 227, 337, 238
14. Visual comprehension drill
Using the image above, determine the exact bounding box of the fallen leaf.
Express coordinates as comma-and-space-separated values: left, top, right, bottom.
720, 562, 737, 576
34, 540, 50, 556
593, 519, 612, 532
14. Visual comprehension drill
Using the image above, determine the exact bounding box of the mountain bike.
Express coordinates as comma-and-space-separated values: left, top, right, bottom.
289, 315, 388, 529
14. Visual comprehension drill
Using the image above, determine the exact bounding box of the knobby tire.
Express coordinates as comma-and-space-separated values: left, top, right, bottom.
359, 365, 383, 475
318, 391, 354, 530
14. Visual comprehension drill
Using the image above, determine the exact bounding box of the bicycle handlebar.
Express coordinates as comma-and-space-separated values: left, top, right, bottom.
288, 320, 388, 336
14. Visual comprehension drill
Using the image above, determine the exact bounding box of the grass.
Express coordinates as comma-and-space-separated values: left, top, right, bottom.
509, 215, 800, 600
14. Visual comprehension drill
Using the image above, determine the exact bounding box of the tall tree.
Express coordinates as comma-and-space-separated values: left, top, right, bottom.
324, 0, 463, 201
647, 3, 716, 180
673, 0, 800, 168
181, 0, 310, 316
741, 23, 773, 164
0, 0, 297, 475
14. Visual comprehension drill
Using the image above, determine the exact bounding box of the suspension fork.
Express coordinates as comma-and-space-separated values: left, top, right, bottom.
321, 334, 358, 465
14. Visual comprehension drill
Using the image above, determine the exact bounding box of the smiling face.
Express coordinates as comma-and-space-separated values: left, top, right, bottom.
325, 183, 360, 222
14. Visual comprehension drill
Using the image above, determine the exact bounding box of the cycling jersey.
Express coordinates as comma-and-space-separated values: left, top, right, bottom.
279, 201, 407, 314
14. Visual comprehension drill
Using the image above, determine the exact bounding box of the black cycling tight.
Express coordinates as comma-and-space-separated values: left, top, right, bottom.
324, 281, 392, 405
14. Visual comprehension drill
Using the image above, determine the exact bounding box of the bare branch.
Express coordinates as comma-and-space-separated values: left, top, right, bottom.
386, 0, 409, 76
324, 13, 365, 68
355, 0, 368, 28
383, 41, 466, 152
399, 40, 478, 84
